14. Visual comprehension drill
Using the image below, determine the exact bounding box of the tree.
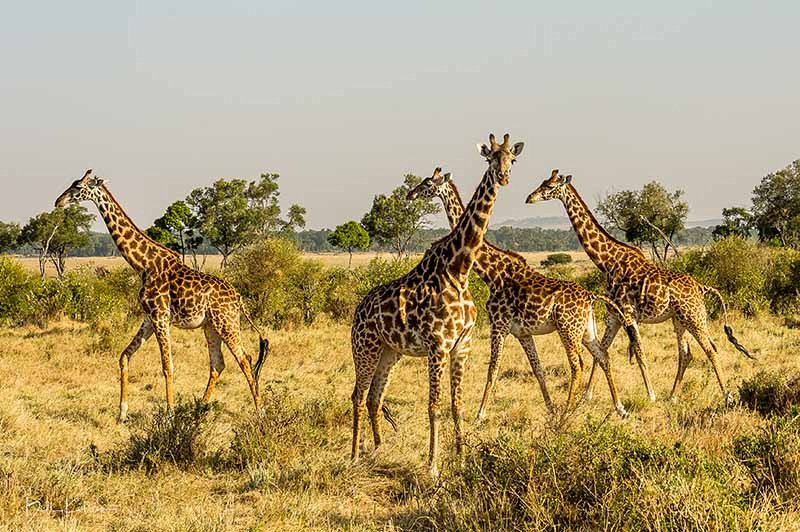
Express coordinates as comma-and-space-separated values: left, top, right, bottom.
361, 174, 440, 258
20, 205, 94, 279
751, 160, 800, 248
328, 221, 370, 267
145, 200, 205, 268
597, 181, 688, 262
188, 172, 305, 268
0, 221, 21, 254
712, 207, 753, 241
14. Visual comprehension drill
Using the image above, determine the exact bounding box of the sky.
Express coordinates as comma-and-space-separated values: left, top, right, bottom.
1, 1, 798, 231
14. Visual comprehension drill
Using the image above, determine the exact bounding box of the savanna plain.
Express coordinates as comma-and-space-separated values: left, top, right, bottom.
2, 251, 800, 531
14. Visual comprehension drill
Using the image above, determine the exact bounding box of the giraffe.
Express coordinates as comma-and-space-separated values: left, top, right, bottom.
407, 170, 634, 419
55, 169, 269, 421
350, 134, 524, 478
525, 170, 753, 404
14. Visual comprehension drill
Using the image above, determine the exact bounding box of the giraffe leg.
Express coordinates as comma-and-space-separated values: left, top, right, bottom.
351, 335, 382, 463
668, 318, 692, 401
427, 349, 447, 479
476, 321, 511, 421
151, 318, 175, 410
518, 335, 555, 415
202, 323, 225, 403
583, 330, 628, 418
118, 319, 154, 422
559, 335, 584, 415
628, 320, 657, 402
218, 323, 260, 411
685, 319, 731, 404
585, 313, 621, 401
450, 335, 470, 455
366, 346, 401, 451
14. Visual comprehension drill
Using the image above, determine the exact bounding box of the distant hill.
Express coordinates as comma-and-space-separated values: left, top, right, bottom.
492, 216, 723, 229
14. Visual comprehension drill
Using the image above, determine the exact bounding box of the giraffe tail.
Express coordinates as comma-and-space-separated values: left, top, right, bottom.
382, 405, 399, 431
703, 286, 755, 360
240, 300, 271, 386
592, 293, 640, 365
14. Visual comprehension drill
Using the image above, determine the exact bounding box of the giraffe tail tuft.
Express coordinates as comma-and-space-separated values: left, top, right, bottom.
724, 324, 754, 360
254, 337, 269, 385
382, 404, 399, 432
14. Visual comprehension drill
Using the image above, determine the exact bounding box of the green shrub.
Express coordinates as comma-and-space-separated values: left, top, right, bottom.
576, 269, 606, 293
669, 237, 768, 317
540, 253, 572, 267
738, 370, 800, 417
764, 248, 800, 315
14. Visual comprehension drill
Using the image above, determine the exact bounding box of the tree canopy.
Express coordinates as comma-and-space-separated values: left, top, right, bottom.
712, 207, 753, 241
327, 221, 370, 267
0, 221, 21, 254
361, 174, 439, 258
597, 181, 688, 262
751, 160, 800, 248
145, 200, 204, 268
187, 172, 305, 267
20, 205, 94, 278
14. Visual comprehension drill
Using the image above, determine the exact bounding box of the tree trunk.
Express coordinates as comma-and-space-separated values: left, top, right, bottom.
348, 247, 353, 269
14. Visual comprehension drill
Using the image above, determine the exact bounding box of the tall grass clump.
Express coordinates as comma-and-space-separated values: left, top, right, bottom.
111, 398, 217, 472
422, 421, 767, 531
738, 370, 800, 417
733, 416, 800, 502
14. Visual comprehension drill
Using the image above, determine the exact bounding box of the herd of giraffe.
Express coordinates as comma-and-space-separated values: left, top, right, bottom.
53, 132, 752, 478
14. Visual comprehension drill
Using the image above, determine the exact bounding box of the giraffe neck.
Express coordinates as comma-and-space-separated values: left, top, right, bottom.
438, 181, 528, 289
441, 168, 500, 282
94, 185, 180, 272
561, 183, 636, 275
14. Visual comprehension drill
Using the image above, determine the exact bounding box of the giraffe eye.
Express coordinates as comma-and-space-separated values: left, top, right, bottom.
511, 159, 516, 165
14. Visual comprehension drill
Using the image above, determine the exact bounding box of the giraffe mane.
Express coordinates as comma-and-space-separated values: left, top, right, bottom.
567, 183, 644, 257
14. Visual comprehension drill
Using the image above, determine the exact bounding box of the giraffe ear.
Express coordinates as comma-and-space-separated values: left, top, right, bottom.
477, 143, 492, 157
80, 168, 93, 184
442, 172, 451, 182
561, 174, 573, 185
511, 142, 524, 156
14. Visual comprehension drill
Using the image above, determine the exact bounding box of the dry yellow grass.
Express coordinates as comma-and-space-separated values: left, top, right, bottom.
0, 305, 797, 530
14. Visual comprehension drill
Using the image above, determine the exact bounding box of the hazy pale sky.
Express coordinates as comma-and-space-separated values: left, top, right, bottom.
1, 1, 798, 230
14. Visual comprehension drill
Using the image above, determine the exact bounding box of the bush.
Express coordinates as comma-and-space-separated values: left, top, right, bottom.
738, 370, 800, 417
540, 253, 572, 267
764, 248, 800, 316
669, 237, 768, 317
733, 416, 800, 501
113, 398, 217, 472
423, 421, 761, 531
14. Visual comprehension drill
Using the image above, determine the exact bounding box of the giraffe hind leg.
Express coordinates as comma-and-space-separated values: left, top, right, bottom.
202, 323, 225, 403
351, 334, 382, 462
366, 347, 401, 451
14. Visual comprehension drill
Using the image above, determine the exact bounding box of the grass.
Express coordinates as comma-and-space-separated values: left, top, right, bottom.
1, 309, 799, 529
10, 250, 595, 277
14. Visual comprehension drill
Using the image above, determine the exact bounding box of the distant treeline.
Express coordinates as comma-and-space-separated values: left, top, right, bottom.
12, 225, 713, 258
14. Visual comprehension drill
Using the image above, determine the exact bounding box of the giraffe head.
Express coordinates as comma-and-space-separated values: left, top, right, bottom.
477, 133, 524, 185
525, 169, 572, 204
406, 167, 452, 201
54, 169, 106, 208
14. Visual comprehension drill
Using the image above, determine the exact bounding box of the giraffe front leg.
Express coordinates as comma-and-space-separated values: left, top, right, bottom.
427, 350, 447, 479
118, 319, 154, 422
476, 322, 510, 421
151, 318, 175, 410
450, 336, 470, 455
583, 333, 628, 419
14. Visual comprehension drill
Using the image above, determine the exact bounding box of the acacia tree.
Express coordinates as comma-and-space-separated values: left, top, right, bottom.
328, 221, 370, 267
145, 200, 205, 268
751, 160, 800, 248
361, 174, 439, 258
20, 206, 94, 279
597, 181, 688, 262
0, 221, 21, 254
187, 172, 305, 268
712, 207, 753, 241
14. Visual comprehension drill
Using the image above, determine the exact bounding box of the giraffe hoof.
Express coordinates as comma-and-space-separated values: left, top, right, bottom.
428, 464, 439, 480
724, 392, 736, 407
648, 391, 657, 402
616, 406, 629, 419
475, 410, 487, 423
